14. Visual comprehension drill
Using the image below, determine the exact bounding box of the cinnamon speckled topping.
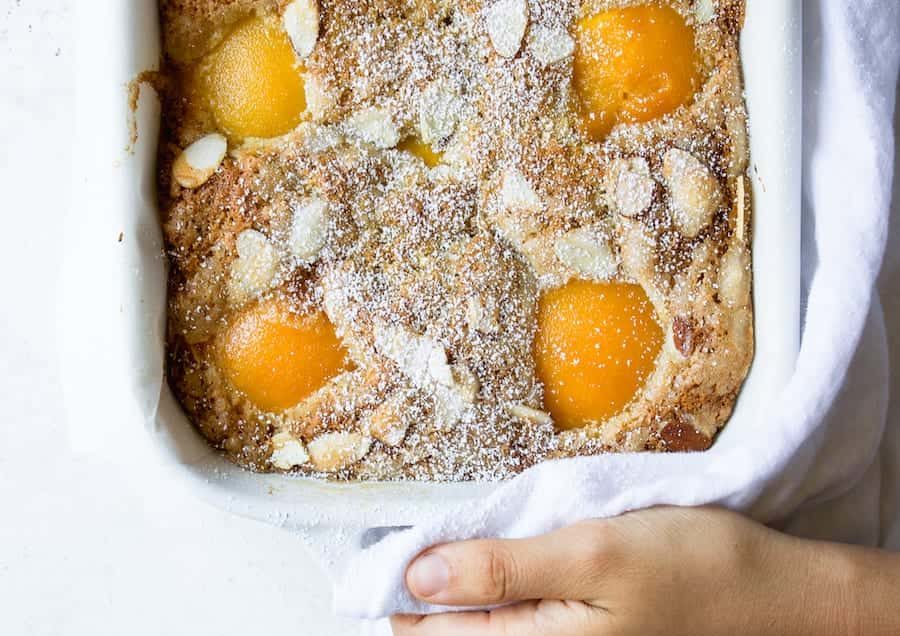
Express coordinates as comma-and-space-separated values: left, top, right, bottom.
158, 0, 753, 481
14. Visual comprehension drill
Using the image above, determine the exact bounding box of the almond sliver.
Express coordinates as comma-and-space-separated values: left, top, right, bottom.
486, 0, 528, 58
172, 134, 227, 189
283, 0, 319, 59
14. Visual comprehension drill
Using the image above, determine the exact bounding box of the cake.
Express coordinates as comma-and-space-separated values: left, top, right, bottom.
156, 0, 753, 480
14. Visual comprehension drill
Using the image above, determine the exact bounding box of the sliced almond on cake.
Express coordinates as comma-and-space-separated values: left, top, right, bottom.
662, 148, 722, 238
270, 432, 310, 469
501, 167, 542, 211
608, 157, 655, 218
718, 244, 750, 307
618, 218, 656, 283
508, 403, 554, 426
289, 197, 330, 263
283, 0, 319, 60
418, 80, 464, 144
375, 325, 451, 389
307, 431, 372, 472
528, 26, 575, 66
554, 227, 618, 281
363, 393, 412, 447
374, 324, 477, 426
347, 107, 401, 149
228, 229, 280, 303
486, 0, 528, 58
694, 0, 717, 24
172, 134, 227, 189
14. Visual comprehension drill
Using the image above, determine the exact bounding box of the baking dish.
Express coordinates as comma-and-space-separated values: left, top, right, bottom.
63, 0, 800, 533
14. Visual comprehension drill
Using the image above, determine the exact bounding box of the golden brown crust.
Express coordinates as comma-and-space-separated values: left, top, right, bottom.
158, 0, 753, 480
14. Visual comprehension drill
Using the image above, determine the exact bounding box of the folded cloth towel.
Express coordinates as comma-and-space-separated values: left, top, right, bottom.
331, 0, 900, 622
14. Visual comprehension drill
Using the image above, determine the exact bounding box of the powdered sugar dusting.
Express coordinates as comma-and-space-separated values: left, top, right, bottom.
159, 0, 754, 481
485, 0, 528, 58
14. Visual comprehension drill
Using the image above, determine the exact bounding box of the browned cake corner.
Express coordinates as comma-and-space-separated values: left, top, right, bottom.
157, 0, 753, 481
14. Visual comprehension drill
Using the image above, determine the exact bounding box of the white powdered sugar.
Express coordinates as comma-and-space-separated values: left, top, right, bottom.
485, 0, 528, 58
662, 148, 722, 238
283, 0, 320, 59
172, 133, 227, 189
528, 25, 575, 66
270, 432, 310, 469
289, 197, 330, 263
418, 80, 465, 144
500, 167, 542, 211
554, 226, 618, 281
346, 107, 401, 149
228, 229, 280, 303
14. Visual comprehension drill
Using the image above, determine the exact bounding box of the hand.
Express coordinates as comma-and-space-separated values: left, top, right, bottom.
391, 506, 898, 636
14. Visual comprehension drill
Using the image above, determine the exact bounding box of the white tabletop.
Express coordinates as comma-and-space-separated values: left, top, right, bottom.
0, 2, 897, 635
0, 2, 355, 634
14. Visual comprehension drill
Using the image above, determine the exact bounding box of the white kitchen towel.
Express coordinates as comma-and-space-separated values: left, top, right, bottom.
333, 0, 900, 621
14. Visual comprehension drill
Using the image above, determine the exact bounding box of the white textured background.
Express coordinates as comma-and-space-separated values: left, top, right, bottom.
0, 2, 355, 634
0, 2, 897, 635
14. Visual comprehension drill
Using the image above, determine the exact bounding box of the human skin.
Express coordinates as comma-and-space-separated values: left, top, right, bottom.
391, 507, 900, 636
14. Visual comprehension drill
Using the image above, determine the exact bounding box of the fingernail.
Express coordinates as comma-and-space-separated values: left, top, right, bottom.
407, 552, 449, 598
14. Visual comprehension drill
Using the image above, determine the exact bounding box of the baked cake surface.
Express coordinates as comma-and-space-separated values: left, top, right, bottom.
157, 0, 753, 480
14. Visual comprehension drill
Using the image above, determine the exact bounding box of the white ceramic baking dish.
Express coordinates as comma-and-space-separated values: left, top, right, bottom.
63, 1, 800, 534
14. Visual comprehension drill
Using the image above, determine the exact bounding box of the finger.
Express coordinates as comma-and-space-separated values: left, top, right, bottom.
404, 520, 618, 606
391, 611, 492, 636
391, 600, 604, 636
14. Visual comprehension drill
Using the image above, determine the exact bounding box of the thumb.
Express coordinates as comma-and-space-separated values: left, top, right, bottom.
404, 520, 618, 606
